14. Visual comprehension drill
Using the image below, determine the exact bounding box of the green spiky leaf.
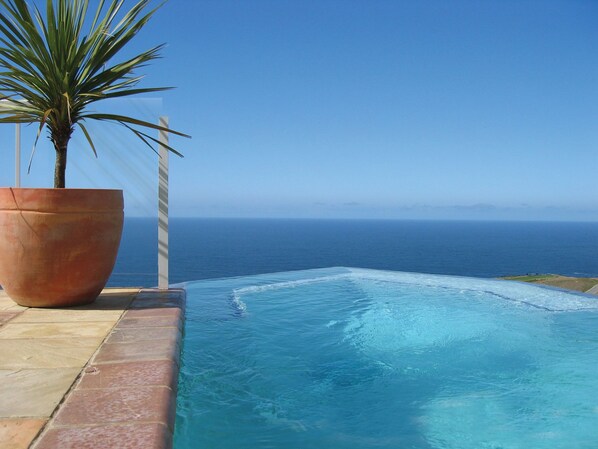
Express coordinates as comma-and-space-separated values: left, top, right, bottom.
0, 0, 189, 188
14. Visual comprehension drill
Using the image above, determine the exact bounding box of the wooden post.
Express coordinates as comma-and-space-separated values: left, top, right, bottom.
158, 117, 169, 289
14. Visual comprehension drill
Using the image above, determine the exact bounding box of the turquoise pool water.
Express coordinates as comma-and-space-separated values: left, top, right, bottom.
174, 267, 598, 449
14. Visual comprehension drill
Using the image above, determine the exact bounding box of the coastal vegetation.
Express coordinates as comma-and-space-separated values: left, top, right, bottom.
503, 274, 598, 293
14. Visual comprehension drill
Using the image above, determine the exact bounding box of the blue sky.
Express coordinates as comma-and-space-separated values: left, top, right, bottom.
1, 0, 597, 220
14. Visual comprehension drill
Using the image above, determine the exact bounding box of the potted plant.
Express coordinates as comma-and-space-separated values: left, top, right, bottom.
0, 0, 188, 307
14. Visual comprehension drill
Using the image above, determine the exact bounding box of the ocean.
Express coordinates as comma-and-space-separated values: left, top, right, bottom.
108, 218, 598, 288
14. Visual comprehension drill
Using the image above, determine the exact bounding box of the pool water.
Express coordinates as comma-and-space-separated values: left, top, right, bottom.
174, 267, 598, 449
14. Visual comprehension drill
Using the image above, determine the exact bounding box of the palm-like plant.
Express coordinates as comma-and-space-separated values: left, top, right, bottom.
0, 0, 188, 188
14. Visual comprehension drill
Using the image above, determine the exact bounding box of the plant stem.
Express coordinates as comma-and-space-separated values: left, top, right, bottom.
53, 141, 68, 189
52, 123, 73, 188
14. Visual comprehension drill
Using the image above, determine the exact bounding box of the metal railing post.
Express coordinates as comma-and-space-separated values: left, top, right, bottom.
158, 116, 169, 289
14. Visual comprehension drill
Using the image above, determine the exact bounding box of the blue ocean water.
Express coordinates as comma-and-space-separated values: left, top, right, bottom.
109, 218, 598, 287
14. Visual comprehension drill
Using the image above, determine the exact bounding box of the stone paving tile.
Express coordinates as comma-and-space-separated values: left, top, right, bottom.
105, 326, 181, 344
129, 296, 185, 309
129, 290, 185, 310
123, 307, 182, 319
0, 297, 26, 312
100, 288, 140, 296
77, 360, 178, 391
0, 321, 114, 339
0, 418, 46, 449
35, 422, 171, 449
77, 291, 137, 310
10, 308, 124, 323
53, 387, 174, 427
93, 338, 180, 365
117, 314, 181, 329
0, 288, 184, 449
0, 368, 80, 417
0, 312, 20, 327
136, 289, 185, 300
0, 337, 103, 369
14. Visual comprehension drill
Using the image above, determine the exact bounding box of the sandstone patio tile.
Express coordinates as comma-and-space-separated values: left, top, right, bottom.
70, 292, 136, 310
0, 321, 114, 339
0, 418, 46, 449
35, 422, 171, 449
105, 326, 180, 345
136, 289, 185, 300
0, 287, 183, 449
122, 307, 182, 319
116, 314, 181, 329
10, 308, 124, 323
0, 296, 11, 307
53, 387, 174, 427
0, 298, 13, 310
93, 339, 180, 365
0, 337, 102, 369
0, 368, 80, 417
0, 312, 20, 327
0, 297, 26, 312
78, 360, 178, 391
100, 288, 140, 296
129, 295, 185, 310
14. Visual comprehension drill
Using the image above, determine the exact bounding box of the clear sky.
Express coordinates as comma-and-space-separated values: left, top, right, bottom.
1, 0, 597, 220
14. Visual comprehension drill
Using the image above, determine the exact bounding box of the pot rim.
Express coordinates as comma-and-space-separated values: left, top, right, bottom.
0, 187, 123, 192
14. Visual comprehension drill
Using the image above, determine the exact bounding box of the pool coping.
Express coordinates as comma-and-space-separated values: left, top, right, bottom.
0, 287, 185, 449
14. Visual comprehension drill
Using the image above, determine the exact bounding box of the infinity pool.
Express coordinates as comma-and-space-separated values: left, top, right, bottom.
174, 267, 598, 449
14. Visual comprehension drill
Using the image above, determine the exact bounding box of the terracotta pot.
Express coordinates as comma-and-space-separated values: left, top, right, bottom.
0, 188, 124, 307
